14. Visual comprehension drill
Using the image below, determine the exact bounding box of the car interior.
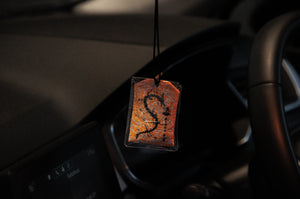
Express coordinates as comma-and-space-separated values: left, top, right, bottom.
1, 0, 300, 198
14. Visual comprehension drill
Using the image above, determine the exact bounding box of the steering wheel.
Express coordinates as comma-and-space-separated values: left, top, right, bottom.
248, 11, 300, 197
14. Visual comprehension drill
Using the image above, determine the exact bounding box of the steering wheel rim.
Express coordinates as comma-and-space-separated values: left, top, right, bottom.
248, 11, 300, 197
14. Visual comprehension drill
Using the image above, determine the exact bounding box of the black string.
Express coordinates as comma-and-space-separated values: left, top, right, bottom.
155, 0, 160, 56
153, 0, 157, 60
153, 0, 161, 86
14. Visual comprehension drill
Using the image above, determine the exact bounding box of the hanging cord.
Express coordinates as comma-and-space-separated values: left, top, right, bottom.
153, 0, 160, 58
153, 0, 162, 86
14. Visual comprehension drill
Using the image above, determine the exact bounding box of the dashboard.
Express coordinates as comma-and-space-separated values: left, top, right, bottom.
1, 123, 120, 199
1, 11, 300, 199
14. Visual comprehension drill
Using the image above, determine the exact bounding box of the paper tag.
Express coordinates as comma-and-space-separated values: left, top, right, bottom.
125, 77, 181, 151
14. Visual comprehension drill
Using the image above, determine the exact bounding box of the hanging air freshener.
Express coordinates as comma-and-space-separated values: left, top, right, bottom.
124, 0, 181, 151
125, 77, 181, 151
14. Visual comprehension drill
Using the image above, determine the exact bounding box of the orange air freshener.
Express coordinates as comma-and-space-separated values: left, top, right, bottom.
125, 77, 181, 151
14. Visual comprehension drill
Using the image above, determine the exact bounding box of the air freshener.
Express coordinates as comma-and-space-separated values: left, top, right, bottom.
125, 77, 181, 151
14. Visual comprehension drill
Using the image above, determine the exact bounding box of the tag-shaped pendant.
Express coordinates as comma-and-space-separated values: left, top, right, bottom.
125, 77, 181, 151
